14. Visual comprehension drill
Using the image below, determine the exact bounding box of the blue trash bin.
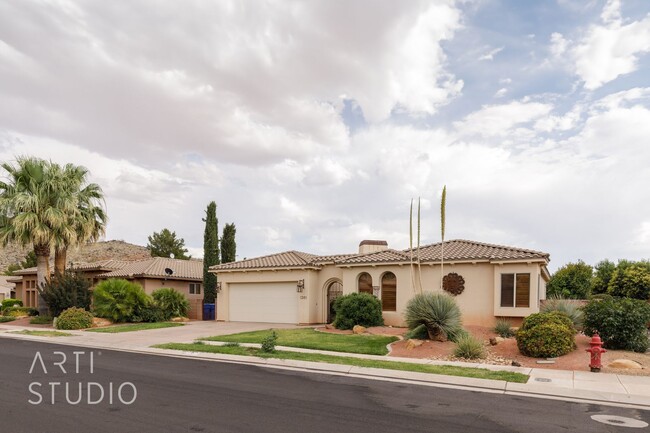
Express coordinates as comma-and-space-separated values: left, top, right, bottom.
203, 303, 215, 321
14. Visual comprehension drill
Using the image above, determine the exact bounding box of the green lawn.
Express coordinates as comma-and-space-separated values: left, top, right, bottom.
154, 343, 528, 383
86, 322, 184, 333
200, 328, 398, 355
11, 330, 72, 337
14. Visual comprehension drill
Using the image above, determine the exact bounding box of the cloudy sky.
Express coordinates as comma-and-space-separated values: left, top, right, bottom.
1, 0, 649, 270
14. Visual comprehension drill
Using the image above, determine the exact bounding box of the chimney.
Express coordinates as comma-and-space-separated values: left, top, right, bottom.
359, 240, 388, 254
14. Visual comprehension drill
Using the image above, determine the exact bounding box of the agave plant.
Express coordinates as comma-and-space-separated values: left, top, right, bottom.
540, 296, 584, 329
404, 292, 464, 342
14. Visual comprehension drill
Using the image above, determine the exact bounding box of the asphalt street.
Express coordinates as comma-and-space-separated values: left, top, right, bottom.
0, 338, 648, 433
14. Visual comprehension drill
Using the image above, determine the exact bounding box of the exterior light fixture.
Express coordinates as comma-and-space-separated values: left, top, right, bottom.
216, 282, 222, 293
297, 279, 305, 293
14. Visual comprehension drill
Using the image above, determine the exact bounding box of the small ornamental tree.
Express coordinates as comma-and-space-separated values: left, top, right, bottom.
592, 259, 616, 295
38, 271, 92, 317
582, 297, 650, 353
546, 260, 593, 299
221, 223, 237, 264
607, 263, 650, 300
202, 201, 219, 304
147, 228, 190, 259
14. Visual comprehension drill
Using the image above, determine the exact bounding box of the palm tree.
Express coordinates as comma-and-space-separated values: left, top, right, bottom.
51, 164, 107, 275
0, 157, 76, 314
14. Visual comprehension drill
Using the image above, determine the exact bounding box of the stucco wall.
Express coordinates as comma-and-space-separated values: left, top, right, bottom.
214, 261, 546, 326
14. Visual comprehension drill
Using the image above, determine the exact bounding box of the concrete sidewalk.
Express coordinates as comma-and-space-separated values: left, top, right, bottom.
1, 322, 649, 410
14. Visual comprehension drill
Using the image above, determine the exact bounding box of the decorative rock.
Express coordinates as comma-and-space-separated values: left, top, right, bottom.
406, 339, 424, 350
325, 324, 334, 330
608, 359, 643, 369
489, 337, 498, 346
352, 325, 367, 334
92, 317, 112, 328
511, 360, 522, 367
495, 337, 505, 343
171, 316, 190, 322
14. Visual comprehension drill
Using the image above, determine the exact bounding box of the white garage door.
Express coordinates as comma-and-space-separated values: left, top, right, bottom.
229, 282, 299, 323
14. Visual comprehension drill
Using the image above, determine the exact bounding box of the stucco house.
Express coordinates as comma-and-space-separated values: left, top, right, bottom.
210, 239, 550, 326
0, 276, 15, 302
10, 257, 205, 319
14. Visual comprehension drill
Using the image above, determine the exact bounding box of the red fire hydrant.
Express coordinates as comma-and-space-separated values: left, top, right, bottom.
585, 332, 607, 372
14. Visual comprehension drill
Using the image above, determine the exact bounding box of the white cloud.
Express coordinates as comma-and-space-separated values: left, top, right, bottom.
479, 46, 504, 61
494, 88, 508, 98
551, 0, 650, 90
454, 100, 553, 137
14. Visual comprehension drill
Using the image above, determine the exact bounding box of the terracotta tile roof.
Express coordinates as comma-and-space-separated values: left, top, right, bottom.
71, 260, 133, 271
98, 257, 203, 280
11, 259, 131, 275
211, 239, 549, 272
336, 249, 411, 265
211, 251, 321, 271
409, 239, 549, 262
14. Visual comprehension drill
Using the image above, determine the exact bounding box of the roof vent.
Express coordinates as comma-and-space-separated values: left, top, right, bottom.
359, 240, 388, 254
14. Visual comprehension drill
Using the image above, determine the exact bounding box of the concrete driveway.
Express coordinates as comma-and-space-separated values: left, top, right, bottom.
0, 321, 302, 350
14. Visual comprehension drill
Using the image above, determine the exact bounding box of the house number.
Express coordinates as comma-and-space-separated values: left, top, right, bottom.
300, 296, 307, 300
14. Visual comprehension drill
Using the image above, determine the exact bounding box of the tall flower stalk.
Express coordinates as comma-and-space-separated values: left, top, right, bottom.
440, 185, 447, 290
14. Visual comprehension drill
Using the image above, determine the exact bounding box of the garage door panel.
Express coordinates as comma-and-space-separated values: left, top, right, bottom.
229, 282, 299, 323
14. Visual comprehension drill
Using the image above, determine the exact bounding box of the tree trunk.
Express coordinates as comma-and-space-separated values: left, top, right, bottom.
54, 247, 67, 275
34, 244, 51, 316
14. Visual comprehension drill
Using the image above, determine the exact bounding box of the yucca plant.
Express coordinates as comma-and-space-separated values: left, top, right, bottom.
493, 318, 515, 338
540, 296, 584, 330
453, 334, 486, 359
92, 279, 150, 323
404, 292, 463, 341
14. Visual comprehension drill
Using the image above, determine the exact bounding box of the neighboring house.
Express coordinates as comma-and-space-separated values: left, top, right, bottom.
10, 257, 205, 319
0, 276, 15, 302
210, 239, 551, 326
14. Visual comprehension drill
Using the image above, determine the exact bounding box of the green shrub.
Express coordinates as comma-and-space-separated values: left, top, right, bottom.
132, 303, 168, 323
493, 318, 515, 338
607, 264, 650, 300
260, 331, 278, 353
55, 307, 93, 330
332, 293, 383, 330
30, 315, 53, 325
405, 324, 428, 340
546, 260, 593, 299
0, 316, 16, 322
453, 334, 486, 359
582, 297, 650, 352
520, 311, 575, 333
540, 297, 584, 329
92, 279, 151, 323
1, 299, 23, 310
151, 288, 189, 318
404, 292, 464, 342
38, 271, 92, 317
516, 322, 575, 358
3, 306, 39, 317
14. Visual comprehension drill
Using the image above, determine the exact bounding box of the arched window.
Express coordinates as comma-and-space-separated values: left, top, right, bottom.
381, 272, 396, 311
358, 273, 373, 295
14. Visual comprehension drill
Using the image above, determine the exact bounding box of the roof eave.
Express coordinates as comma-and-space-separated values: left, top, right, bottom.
210, 266, 321, 273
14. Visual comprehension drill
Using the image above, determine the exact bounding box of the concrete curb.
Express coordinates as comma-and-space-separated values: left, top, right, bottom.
2, 331, 649, 410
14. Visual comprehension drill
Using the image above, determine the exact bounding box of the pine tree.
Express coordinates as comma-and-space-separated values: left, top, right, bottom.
146, 229, 189, 259
202, 202, 219, 304
221, 223, 237, 264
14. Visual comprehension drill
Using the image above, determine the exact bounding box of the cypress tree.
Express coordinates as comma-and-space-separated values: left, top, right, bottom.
221, 223, 237, 263
203, 201, 219, 303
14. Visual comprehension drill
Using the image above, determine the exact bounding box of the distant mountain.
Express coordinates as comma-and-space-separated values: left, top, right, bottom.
0, 240, 151, 273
